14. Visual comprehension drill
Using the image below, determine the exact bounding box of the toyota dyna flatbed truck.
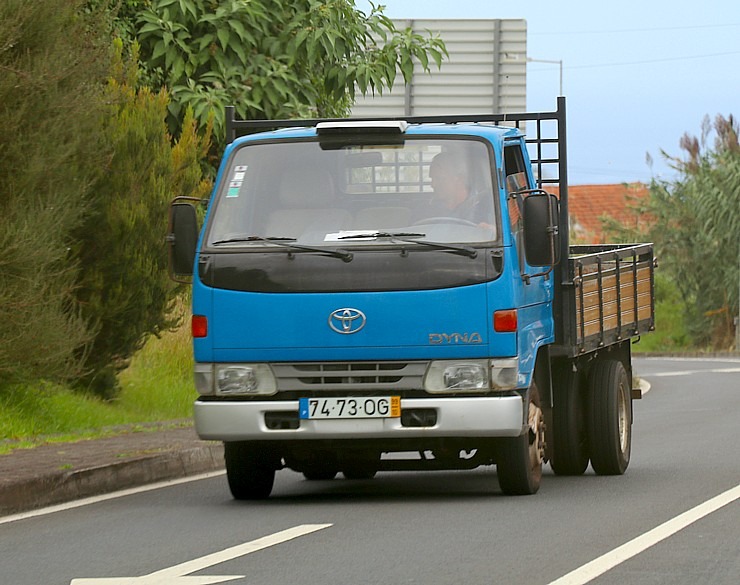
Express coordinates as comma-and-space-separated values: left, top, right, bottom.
169, 97, 655, 497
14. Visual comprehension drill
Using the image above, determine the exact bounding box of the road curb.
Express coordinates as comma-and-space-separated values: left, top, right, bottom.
0, 443, 224, 516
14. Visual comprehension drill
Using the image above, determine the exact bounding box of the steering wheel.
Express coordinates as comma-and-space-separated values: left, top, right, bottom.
413, 216, 479, 227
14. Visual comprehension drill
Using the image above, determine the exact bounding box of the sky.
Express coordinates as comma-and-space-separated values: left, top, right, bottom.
355, 0, 740, 185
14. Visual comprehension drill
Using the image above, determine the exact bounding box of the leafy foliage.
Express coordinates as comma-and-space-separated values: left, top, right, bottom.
610, 115, 739, 349
134, 0, 446, 142
84, 0, 150, 43
72, 41, 212, 397
0, 0, 110, 386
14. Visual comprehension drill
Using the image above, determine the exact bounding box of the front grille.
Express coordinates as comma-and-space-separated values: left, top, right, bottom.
271, 361, 428, 392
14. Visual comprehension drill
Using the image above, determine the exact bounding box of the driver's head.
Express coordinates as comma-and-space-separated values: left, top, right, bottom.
429, 152, 469, 209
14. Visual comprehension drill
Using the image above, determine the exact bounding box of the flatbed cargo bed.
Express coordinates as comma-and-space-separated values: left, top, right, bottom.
556, 243, 655, 357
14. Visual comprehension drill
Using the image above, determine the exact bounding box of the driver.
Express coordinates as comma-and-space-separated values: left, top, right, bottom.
427, 152, 490, 225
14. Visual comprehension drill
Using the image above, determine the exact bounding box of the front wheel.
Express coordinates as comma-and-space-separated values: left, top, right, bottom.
224, 442, 276, 500
497, 382, 545, 495
587, 359, 632, 475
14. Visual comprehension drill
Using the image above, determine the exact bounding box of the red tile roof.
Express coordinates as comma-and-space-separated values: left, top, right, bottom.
548, 183, 650, 244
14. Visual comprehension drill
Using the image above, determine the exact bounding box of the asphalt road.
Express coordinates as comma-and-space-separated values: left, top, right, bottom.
2, 357, 738, 585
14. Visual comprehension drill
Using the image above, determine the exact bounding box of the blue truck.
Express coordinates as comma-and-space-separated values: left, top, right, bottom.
168, 97, 655, 497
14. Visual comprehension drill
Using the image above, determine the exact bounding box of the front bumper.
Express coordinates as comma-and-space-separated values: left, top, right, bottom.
194, 396, 525, 441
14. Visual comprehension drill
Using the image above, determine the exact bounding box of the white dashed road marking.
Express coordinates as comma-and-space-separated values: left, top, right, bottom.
70, 524, 333, 584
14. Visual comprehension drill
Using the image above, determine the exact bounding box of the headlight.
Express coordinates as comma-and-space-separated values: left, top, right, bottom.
195, 363, 277, 396
216, 364, 277, 396
423, 358, 520, 393
424, 360, 489, 393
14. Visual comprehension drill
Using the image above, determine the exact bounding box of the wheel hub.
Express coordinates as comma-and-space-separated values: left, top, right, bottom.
618, 381, 629, 453
528, 403, 546, 468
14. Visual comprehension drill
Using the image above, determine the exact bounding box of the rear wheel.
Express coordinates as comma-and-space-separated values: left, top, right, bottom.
497, 381, 545, 495
587, 359, 632, 475
224, 442, 276, 500
550, 364, 589, 475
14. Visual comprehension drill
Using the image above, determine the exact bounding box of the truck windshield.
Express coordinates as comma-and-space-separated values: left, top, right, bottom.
206, 138, 498, 248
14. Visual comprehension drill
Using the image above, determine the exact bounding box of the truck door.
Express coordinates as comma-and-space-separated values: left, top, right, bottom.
503, 140, 554, 305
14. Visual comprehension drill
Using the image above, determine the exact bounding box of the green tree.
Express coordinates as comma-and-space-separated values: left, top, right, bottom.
84, 0, 150, 46
621, 116, 740, 349
0, 0, 110, 386
133, 0, 446, 143
73, 41, 212, 397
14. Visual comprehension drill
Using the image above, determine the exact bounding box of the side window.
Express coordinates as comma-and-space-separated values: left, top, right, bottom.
503, 143, 531, 233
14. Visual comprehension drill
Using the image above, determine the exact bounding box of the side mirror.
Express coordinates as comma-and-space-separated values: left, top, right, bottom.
523, 192, 560, 267
168, 202, 199, 279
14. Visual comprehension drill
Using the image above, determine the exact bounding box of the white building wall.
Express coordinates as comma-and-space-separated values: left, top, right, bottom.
351, 19, 527, 117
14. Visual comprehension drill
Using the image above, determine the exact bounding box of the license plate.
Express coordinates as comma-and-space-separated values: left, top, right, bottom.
299, 396, 400, 420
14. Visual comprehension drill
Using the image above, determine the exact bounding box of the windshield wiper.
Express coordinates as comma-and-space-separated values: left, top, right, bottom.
211, 235, 353, 262
337, 231, 427, 240
211, 236, 297, 245
337, 231, 478, 259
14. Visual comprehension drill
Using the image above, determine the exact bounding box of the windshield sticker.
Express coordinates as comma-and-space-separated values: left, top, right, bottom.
226, 166, 248, 198
227, 180, 241, 198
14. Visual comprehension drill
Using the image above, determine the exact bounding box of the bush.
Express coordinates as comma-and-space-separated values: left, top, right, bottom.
645, 116, 740, 349
604, 116, 740, 350
72, 42, 212, 398
0, 0, 110, 386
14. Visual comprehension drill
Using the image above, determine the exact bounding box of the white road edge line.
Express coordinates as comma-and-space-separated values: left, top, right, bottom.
648, 367, 740, 377
638, 357, 740, 363
0, 470, 226, 525
547, 482, 740, 585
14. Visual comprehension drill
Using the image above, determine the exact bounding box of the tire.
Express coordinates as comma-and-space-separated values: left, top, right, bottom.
587, 359, 632, 475
497, 381, 545, 495
550, 364, 589, 476
342, 453, 379, 480
224, 442, 276, 500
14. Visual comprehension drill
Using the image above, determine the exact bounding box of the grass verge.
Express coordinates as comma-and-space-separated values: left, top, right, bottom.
632, 273, 691, 353
0, 319, 195, 454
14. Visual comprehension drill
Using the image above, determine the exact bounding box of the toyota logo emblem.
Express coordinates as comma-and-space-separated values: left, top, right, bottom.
328, 308, 366, 334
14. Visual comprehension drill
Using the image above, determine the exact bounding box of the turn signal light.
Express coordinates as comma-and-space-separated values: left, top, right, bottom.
192, 315, 208, 338
493, 309, 518, 332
